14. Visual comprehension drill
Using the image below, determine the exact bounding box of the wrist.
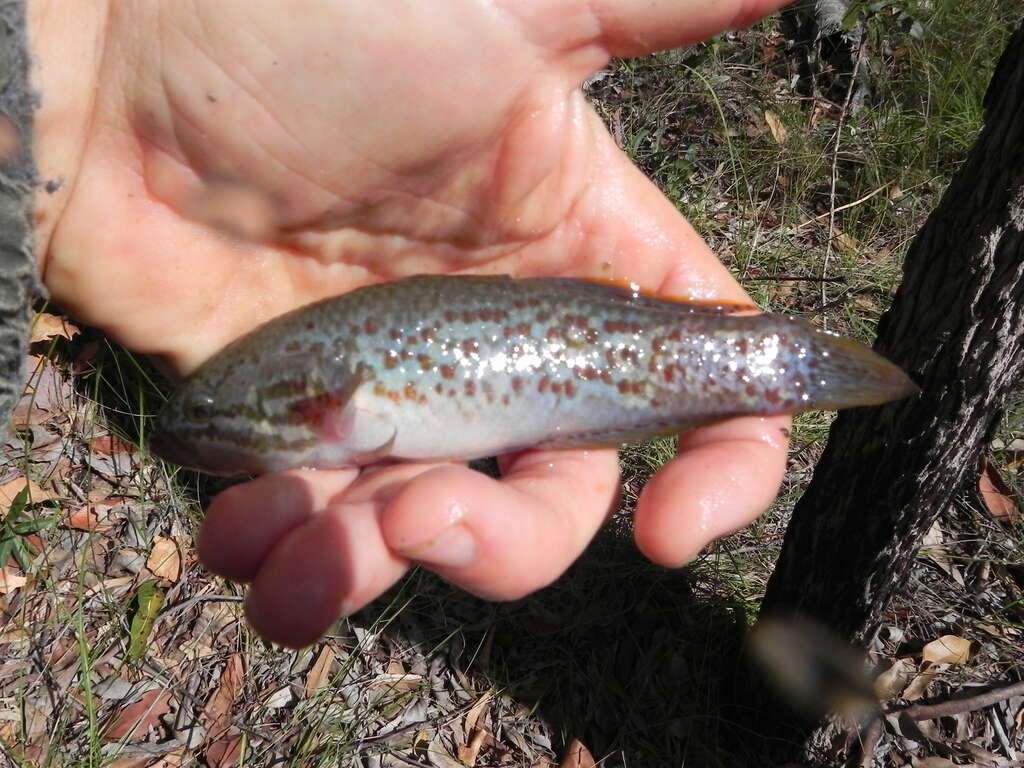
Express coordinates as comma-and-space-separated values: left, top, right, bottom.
28, 0, 110, 275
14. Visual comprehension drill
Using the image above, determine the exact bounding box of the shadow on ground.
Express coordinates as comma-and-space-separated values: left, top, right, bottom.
356, 526, 803, 766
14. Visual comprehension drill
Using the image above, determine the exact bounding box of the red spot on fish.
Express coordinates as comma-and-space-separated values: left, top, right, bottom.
513, 300, 526, 310
461, 339, 479, 356
479, 309, 493, 322
364, 317, 379, 334
668, 329, 682, 342
551, 381, 563, 395
421, 327, 436, 343
501, 394, 510, 406
448, 388, 456, 398
663, 366, 676, 383
418, 354, 433, 370
564, 381, 577, 398
445, 311, 458, 323
285, 340, 302, 353
305, 320, 316, 331
651, 336, 667, 352
441, 365, 456, 380
383, 352, 398, 370
435, 383, 443, 394
464, 381, 477, 397
389, 329, 402, 341
404, 383, 419, 401
512, 377, 523, 394
765, 389, 782, 405
538, 377, 551, 394
745, 384, 757, 397
546, 327, 562, 341
736, 339, 750, 355
526, 298, 541, 308
617, 380, 630, 394
401, 349, 414, 360
536, 310, 551, 323
462, 310, 476, 323
600, 371, 614, 385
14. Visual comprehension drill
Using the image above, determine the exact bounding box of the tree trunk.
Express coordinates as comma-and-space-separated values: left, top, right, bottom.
757, 19, 1024, 763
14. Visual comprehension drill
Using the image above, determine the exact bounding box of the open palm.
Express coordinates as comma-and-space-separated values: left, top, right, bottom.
34, 0, 791, 647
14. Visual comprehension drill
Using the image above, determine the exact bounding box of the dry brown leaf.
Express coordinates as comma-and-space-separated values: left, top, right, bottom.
146, 537, 181, 583
921, 634, 977, 665
559, 739, 596, 768
830, 225, 861, 253
205, 732, 243, 768
764, 110, 789, 144
873, 657, 916, 701
204, 653, 244, 740
920, 521, 964, 586
0, 475, 57, 508
463, 692, 493, 735
458, 728, 488, 766
0, 566, 27, 594
903, 667, 942, 701
105, 689, 173, 742
30, 312, 80, 344
304, 644, 336, 696
106, 758, 151, 768
66, 499, 126, 532
979, 456, 1019, 524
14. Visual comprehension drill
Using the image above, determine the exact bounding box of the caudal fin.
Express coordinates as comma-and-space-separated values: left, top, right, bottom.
806, 332, 918, 410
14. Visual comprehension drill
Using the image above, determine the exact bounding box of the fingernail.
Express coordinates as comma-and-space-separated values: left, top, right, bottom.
401, 525, 476, 569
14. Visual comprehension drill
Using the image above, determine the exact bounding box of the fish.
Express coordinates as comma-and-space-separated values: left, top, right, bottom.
149, 274, 917, 476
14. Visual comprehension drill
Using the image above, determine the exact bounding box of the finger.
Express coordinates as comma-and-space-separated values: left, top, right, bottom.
589, 0, 793, 57
244, 499, 408, 648
634, 415, 790, 566
198, 468, 358, 582
239, 462, 448, 648
379, 450, 620, 600
567, 128, 753, 306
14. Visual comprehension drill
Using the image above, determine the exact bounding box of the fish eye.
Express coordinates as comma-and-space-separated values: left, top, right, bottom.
183, 394, 217, 424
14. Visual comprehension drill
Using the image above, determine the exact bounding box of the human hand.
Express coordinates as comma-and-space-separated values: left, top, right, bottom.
33, 0, 791, 647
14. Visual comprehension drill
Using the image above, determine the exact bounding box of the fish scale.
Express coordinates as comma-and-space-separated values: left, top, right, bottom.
150, 274, 917, 476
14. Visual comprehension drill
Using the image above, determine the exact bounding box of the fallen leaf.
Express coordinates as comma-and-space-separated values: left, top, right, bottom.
559, 739, 596, 768
146, 537, 181, 583
921, 635, 977, 665
205, 732, 243, 768
874, 657, 916, 701
0, 476, 57, 508
304, 644, 336, 696
463, 692, 492, 736
903, 667, 941, 701
830, 225, 860, 253
66, 499, 126, 532
204, 653, 244, 740
920, 521, 964, 586
458, 729, 487, 766
104, 689, 172, 742
764, 110, 789, 144
979, 456, 1019, 524
0, 566, 27, 594
30, 312, 80, 344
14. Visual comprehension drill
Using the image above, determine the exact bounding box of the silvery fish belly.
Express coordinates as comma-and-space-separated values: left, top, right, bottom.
150, 275, 917, 475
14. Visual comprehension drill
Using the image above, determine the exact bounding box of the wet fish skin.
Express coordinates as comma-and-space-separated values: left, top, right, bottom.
150, 275, 917, 475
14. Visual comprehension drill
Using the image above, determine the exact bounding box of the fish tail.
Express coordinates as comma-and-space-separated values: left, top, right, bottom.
805, 332, 918, 410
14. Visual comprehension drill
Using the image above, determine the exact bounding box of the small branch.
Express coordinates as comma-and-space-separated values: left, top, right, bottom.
794, 182, 893, 231
902, 679, 1024, 721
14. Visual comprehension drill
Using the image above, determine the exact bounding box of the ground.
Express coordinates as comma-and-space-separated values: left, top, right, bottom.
2, 2, 1023, 766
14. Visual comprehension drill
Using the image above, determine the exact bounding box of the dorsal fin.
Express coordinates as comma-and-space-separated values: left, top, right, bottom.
528, 277, 759, 315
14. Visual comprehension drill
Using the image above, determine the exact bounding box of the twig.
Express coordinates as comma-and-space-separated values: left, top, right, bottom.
355, 697, 480, 746
856, 679, 1024, 767
794, 183, 893, 231
901, 679, 1024, 721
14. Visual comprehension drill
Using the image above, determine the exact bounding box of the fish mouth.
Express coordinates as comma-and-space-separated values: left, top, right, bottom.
148, 428, 199, 470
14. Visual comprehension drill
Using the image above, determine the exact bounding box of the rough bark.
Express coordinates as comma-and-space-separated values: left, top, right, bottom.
0, 1, 39, 428
757, 19, 1024, 763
